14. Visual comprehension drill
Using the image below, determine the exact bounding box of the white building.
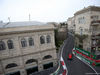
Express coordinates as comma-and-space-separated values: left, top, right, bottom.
67, 17, 75, 33
74, 6, 100, 35
0, 21, 57, 75
74, 6, 100, 56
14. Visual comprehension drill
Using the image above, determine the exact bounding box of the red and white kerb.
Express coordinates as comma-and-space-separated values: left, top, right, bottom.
61, 56, 67, 75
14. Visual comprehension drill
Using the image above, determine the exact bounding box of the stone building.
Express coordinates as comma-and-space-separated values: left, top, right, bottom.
57, 23, 68, 41
74, 6, 100, 35
0, 21, 57, 75
67, 17, 75, 33
74, 6, 100, 57
48, 22, 68, 42
90, 20, 100, 57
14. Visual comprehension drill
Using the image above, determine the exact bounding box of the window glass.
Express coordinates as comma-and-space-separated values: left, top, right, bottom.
7, 40, 14, 49
0, 41, 6, 50
5, 63, 18, 69
26, 59, 37, 64
78, 18, 80, 23
29, 37, 34, 46
83, 17, 85, 23
43, 55, 52, 60
40, 36, 45, 44
46, 35, 51, 43
21, 38, 27, 47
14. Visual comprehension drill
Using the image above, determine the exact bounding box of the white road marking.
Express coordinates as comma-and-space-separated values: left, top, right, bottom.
60, 39, 69, 75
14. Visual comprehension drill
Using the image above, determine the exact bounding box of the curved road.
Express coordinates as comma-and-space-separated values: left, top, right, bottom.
58, 33, 98, 75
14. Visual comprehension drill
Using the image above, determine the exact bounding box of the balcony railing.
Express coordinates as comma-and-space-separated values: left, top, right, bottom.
91, 20, 100, 24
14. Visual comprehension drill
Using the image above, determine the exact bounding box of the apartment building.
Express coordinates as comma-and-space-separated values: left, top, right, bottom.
74, 6, 100, 35
90, 20, 100, 56
67, 17, 75, 33
0, 21, 57, 75
74, 6, 100, 57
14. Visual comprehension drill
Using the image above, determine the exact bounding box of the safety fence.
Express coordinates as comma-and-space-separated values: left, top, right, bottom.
73, 47, 100, 67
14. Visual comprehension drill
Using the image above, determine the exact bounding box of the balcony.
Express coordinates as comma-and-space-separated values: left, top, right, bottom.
91, 35, 100, 39
91, 20, 100, 26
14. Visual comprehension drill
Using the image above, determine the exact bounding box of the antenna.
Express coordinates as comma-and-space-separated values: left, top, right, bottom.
29, 14, 31, 21
8, 17, 10, 22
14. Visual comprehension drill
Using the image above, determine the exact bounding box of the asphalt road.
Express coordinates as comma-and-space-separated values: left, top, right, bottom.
59, 33, 98, 75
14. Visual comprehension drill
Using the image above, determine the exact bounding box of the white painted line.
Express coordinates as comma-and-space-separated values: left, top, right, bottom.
61, 56, 63, 61
60, 38, 69, 75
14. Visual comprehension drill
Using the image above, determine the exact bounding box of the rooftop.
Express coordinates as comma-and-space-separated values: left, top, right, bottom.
0, 21, 49, 28
0, 21, 56, 33
74, 6, 100, 15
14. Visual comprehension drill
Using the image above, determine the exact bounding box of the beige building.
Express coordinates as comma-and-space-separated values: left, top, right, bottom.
67, 17, 75, 33
90, 20, 100, 56
49, 22, 68, 41
74, 6, 100, 57
57, 23, 68, 41
0, 21, 57, 75
74, 6, 100, 35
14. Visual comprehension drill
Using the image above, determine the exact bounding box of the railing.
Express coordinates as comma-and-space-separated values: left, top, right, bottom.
74, 47, 100, 67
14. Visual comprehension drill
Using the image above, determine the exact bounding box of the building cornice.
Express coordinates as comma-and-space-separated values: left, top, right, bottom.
74, 6, 100, 15
0, 27, 57, 36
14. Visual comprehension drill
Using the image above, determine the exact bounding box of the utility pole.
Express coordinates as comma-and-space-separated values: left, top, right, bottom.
29, 14, 31, 21
8, 17, 10, 22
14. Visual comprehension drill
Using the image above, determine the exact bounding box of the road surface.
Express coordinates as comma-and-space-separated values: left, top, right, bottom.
58, 33, 99, 75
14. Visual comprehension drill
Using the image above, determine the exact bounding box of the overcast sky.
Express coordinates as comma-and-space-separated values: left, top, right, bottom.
0, 0, 100, 23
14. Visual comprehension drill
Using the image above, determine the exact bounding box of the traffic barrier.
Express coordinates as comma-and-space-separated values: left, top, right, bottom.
73, 47, 100, 67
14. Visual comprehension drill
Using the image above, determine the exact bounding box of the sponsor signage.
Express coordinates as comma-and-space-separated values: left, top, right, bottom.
75, 47, 96, 59
74, 48, 100, 67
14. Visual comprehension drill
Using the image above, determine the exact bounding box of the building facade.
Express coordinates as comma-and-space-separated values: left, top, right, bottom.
67, 17, 75, 33
74, 6, 100, 57
90, 20, 100, 57
0, 21, 57, 75
57, 23, 68, 41
74, 6, 100, 35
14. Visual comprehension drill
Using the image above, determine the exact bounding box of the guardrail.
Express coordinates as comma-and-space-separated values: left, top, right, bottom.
73, 47, 100, 67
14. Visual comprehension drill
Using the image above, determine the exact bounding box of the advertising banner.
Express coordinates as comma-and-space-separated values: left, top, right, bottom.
75, 47, 96, 59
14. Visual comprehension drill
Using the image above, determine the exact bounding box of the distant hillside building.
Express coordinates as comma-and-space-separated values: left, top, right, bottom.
0, 21, 57, 75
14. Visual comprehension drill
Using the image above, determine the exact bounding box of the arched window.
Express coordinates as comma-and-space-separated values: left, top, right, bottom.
5, 63, 18, 69
7, 40, 14, 49
0, 41, 6, 50
26, 59, 37, 64
21, 38, 27, 47
43, 55, 52, 60
40, 36, 45, 44
28, 37, 34, 46
46, 35, 51, 43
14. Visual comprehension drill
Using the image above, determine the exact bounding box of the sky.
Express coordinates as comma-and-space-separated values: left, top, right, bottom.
0, 0, 100, 23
